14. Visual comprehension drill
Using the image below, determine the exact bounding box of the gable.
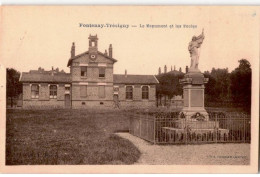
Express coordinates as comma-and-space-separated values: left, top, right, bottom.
67, 51, 117, 66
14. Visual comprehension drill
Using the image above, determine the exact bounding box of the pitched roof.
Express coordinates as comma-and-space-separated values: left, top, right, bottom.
20, 71, 71, 83
113, 74, 159, 84
20, 71, 159, 84
167, 70, 183, 75
67, 51, 117, 66
158, 70, 184, 76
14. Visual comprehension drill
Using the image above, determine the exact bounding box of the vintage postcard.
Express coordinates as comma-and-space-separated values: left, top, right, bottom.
0, 6, 259, 173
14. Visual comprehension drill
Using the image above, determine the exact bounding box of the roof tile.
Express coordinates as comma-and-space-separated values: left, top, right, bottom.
113, 74, 159, 84
20, 72, 71, 83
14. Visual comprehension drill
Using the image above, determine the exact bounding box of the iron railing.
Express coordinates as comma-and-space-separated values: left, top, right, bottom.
129, 111, 251, 144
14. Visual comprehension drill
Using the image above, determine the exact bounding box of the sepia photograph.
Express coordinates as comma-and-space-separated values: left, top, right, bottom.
0, 6, 259, 173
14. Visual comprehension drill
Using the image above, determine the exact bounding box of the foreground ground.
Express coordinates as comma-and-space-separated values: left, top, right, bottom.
6, 109, 140, 165
6, 108, 250, 165
117, 133, 250, 165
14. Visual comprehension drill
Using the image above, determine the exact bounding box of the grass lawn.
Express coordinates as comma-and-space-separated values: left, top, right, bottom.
6, 109, 140, 165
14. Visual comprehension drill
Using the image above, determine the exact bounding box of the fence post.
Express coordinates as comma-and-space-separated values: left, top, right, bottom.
154, 117, 156, 144
140, 116, 142, 138
215, 115, 217, 143
243, 115, 246, 143
129, 116, 131, 134
146, 118, 148, 141
185, 117, 187, 144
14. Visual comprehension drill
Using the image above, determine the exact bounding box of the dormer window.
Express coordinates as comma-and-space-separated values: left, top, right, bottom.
81, 66, 88, 77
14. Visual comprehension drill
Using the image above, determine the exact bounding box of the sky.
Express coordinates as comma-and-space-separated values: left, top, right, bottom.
1, 6, 259, 75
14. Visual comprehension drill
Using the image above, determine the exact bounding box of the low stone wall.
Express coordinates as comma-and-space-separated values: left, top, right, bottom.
119, 100, 156, 109
22, 100, 157, 109
71, 100, 156, 109
71, 100, 114, 109
23, 100, 64, 109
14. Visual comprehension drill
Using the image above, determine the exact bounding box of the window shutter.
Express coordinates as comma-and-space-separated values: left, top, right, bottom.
98, 86, 105, 98
80, 85, 87, 97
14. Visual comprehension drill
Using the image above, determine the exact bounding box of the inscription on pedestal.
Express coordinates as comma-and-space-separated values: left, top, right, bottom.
190, 90, 203, 107
192, 77, 204, 85
184, 90, 189, 107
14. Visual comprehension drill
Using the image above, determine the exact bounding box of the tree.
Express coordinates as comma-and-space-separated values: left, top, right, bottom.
230, 59, 252, 112
211, 68, 230, 101
204, 68, 231, 104
156, 72, 184, 99
6, 68, 22, 107
204, 70, 217, 102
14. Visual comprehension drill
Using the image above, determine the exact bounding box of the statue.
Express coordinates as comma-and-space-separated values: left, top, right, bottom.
188, 29, 205, 71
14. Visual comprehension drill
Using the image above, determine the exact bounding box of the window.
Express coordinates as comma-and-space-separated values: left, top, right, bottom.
65, 85, 70, 94
81, 66, 87, 77
99, 67, 105, 78
50, 85, 57, 99
98, 85, 105, 98
31, 84, 39, 98
126, 86, 133, 100
142, 86, 149, 99
80, 85, 87, 97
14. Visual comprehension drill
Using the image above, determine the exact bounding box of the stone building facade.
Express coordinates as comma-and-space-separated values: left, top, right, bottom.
20, 34, 159, 109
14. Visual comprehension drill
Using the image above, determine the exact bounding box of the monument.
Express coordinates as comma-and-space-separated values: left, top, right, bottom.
179, 29, 209, 120
162, 29, 229, 142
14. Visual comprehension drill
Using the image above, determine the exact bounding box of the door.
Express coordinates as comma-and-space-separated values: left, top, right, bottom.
65, 94, 71, 108
113, 94, 119, 108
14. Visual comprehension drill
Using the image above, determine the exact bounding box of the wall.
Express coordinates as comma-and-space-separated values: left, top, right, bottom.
71, 100, 114, 109
22, 83, 70, 108
70, 84, 157, 109
71, 84, 113, 101
119, 100, 156, 109
116, 84, 156, 101
114, 84, 157, 109
71, 54, 114, 83
23, 100, 64, 109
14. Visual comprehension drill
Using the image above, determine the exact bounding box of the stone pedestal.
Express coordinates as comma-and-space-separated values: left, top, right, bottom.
160, 70, 230, 143
174, 119, 218, 129
179, 70, 209, 120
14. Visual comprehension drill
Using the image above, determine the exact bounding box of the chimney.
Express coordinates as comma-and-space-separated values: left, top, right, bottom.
174, 65, 176, 71
104, 50, 108, 56
171, 66, 172, 71
164, 65, 167, 73
185, 66, 188, 73
109, 44, 113, 58
179, 67, 182, 73
158, 67, 161, 75
71, 42, 75, 58
125, 69, 127, 77
51, 66, 54, 76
